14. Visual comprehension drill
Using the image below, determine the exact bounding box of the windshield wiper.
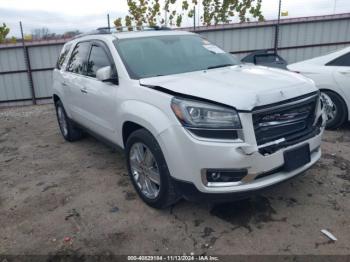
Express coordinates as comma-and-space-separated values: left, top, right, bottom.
207, 64, 235, 70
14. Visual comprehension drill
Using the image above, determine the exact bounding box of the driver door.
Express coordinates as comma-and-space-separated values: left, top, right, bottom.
78, 41, 119, 140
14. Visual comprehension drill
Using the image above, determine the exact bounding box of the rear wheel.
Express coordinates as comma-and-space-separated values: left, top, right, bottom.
321, 91, 348, 129
55, 100, 83, 142
125, 128, 180, 209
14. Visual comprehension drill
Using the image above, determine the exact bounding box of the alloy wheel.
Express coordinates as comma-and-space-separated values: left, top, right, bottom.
57, 106, 68, 137
321, 92, 337, 123
129, 142, 161, 199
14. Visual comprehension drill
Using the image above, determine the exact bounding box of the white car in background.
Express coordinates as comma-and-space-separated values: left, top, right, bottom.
288, 47, 350, 129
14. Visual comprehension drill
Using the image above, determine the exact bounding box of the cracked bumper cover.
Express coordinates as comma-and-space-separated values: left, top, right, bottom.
157, 116, 323, 199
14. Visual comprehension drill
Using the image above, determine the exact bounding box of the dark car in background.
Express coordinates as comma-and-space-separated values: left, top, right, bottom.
241, 50, 288, 69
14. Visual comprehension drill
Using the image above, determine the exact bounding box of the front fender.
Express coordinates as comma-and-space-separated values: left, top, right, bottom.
117, 100, 175, 144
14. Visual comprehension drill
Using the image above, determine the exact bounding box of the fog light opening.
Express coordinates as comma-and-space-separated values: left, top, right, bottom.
206, 169, 247, 183
210, 172, 221, 181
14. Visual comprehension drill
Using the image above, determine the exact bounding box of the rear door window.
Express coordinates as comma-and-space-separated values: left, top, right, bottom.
66, 42, 91, 75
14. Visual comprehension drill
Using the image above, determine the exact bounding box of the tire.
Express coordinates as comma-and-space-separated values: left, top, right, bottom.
125, 128, 180, 209
321, 90, 348, 130
55, 100, 83, 142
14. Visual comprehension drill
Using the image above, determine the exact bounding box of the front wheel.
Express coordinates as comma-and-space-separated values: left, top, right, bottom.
321, 91, 348, 129
55, 100, 83, 142
125, 128, 180, 209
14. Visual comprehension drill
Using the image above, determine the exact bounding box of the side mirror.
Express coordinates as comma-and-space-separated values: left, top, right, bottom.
96, 66, 118, 84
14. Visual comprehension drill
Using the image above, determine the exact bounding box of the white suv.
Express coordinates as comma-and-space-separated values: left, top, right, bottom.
53, 27, 325, 208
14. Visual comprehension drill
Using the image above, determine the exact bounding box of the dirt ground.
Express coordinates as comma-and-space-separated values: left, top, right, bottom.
0, 104, 349, 256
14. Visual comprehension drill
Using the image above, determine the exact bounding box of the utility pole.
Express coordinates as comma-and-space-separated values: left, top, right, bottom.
274, 0, 282, 54
333, 0, 338, 14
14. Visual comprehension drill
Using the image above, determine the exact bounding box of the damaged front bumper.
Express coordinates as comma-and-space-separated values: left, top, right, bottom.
157, 111, 324, 200
159, 124, 323, 191
156, 91, 325, 201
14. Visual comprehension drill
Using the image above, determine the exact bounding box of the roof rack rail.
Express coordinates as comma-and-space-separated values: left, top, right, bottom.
72, 30, 107, 39
73, 25, 171, 39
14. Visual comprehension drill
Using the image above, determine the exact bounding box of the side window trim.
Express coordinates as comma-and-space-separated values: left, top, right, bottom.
86, 44, 104, 78
86, 40, 118, 81
91, 40, 115, 66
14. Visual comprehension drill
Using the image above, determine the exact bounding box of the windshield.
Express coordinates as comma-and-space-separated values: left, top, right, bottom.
114, 35, 240, 79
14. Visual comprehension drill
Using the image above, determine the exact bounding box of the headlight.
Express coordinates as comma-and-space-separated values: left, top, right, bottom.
171, 97, 242, 140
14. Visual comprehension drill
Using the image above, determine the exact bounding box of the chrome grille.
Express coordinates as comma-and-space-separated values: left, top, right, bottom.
253, 92, 319, 147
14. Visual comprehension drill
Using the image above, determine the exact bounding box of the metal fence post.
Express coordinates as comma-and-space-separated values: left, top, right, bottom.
193, 6, 196, 32
20, 21, 36, 105
274, 0, 282, 53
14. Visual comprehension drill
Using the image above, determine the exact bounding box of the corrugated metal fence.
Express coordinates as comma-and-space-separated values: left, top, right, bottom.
1, 13, 350, 106
0, 40, 66, 106
190, 13, 350, 63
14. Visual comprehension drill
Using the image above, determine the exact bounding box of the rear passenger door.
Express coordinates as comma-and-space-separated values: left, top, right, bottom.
79, 41, 118, 139
327, 52, 350, 103
65, 41, 91, 121
53, 43, 72, 106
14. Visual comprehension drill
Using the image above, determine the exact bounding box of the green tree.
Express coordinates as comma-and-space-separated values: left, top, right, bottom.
0, 23, 10, 43
114, 0, 263, 28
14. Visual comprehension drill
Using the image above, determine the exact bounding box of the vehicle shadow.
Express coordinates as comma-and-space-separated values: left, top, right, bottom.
337, 122, 350, 131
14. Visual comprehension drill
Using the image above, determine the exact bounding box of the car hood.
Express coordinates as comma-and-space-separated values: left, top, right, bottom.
139, 65, 317, 111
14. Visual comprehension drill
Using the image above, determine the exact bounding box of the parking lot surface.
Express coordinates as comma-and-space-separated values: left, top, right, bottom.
0, 104, 349, 255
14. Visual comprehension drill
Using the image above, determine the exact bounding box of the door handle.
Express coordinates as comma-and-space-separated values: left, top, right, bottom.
80, 88, 88, 94
340, 71, 350, 75
62, 82, 68, 87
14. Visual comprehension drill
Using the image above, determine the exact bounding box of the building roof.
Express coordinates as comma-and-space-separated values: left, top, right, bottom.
180, 12, 350, 32
0, 38, 69, 49
1, 12, 349, 49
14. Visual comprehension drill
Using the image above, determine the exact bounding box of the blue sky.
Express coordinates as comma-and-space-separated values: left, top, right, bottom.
1, 0, 350, 37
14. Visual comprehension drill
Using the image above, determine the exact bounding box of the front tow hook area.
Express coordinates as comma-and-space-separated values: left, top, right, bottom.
237, 145, 258, 155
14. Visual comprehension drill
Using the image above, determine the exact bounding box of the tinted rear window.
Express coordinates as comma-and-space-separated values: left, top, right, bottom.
255, 54, 281, 63
326, 52, 350, 67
